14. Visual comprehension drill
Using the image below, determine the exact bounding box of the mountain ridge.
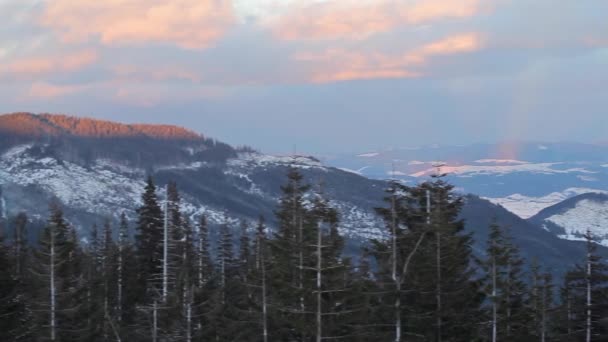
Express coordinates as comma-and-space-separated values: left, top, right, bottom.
0, 112, 202, 141
529, 193, 608, 244
0, 113, 604, 279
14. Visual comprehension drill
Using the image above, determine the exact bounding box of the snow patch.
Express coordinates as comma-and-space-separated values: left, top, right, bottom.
357, 152, 379, 158
485, 188, 608, 219
411, 163, 595, 178
474, 159, 528, 165
408, 160, 446, 166
547, 199, 608, 245
229, 153, 325, 170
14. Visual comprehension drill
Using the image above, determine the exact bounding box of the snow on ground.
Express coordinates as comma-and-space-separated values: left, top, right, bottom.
408, 160, 446, 166
0, 145, 146, 215
411, 163, 595, 178
474, 159, 528, 164
485, 188, 608, 219
229, 152, 325, 170
329, 201, 384, 240
546, 199, 608, 245
357, 152, 379, 158
0, 145, 382, 241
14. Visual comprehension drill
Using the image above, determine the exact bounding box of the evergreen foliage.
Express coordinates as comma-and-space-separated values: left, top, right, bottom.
1, 171, 608, 341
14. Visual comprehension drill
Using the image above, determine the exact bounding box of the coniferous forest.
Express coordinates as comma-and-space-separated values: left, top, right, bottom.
1, 168, 608, 342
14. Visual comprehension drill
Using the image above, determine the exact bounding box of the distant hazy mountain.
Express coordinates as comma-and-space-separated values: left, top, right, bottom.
325, 143, 608, 218
0, 113, 602, 277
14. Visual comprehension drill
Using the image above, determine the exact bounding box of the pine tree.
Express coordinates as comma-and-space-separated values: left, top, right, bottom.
167, 181, 184, 297
480, 220, 507, 342
13, 212, 29, 280
373, 177, 482, 341
529, 260, 554, 342
0, 220, 26, 340
192, 214, 215, 340
370, 180, 434, 341
217, 215, 234, 293
196, 214, 213, 288
502, 235, 530, 340
116, 212, 139, 340
101, 219, 119, 340
31, 201, 86, 341
239, 219, 252, 275
204, 215, 254, 340
135, 176, 165, 299
116, 212, 129, 324
268, 167, 317, 340
250, 216, 270, 342
558, 229, 608, 341
309, 186, 353, 341
480, 221, 531, 341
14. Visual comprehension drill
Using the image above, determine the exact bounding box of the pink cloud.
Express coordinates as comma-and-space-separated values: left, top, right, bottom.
40, 0, 235, 49
1, 50, 97, 78
111, 64, 202, 83
26, 82, 87, 99
297, 33, 483, 83
113, 84, 228, 107
272, 0, 486, 41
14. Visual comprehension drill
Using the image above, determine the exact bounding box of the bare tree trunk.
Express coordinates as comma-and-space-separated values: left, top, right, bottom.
163, 185, 169, 302
152, 301, 158, 342
586, 245, 592, 342
198, 225, 204, 288
507, 260, 515, 338
436, 231, 442, 342
541, 282, 546, 342
261, 242, 268, 342
117, 230, 123, 322
492, 252, 497, 342
390, 189, 400, 342
567, 293, 572, 337
50, 228, 57, 341
316, 221, 323, 342
299, 216, 304, 311
186, 288, 192, 342
15, 221, 21, 277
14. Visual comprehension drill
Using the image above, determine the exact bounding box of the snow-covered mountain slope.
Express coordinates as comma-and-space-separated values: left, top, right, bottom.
485, 188, 608, 219
1, 113, 605, 275
0, 141, 386, 244
529, 193, 608, 246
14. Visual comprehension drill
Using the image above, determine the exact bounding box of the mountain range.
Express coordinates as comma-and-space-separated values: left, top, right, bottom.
324, 142, 608, 219
0, 112, 606, 278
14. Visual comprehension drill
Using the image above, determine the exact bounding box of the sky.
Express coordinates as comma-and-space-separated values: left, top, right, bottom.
0, 0, 607, 154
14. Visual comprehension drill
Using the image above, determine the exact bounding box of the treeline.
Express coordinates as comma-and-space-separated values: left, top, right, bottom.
0, 113, 202, 140
1, 169, 608, 341
0, 113, 237, 167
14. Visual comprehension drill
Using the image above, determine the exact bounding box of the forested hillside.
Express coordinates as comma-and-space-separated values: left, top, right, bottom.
1, 169, 607, 341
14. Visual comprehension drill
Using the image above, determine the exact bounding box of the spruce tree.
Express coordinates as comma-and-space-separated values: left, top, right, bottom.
135, 176, 164, 299
0, 221, 26, 341
309, 187, 353, 341
31, 201, 86, 341
195, 214, 213, 288
13, 212, 29, 279
529, 260, 554, 342
558, 229, 608, 341
268, 167, 317, 340
480, 221, 530, 341
370, 180, 434, 341
373, 177, 482, 341
249, 216, 270, 342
